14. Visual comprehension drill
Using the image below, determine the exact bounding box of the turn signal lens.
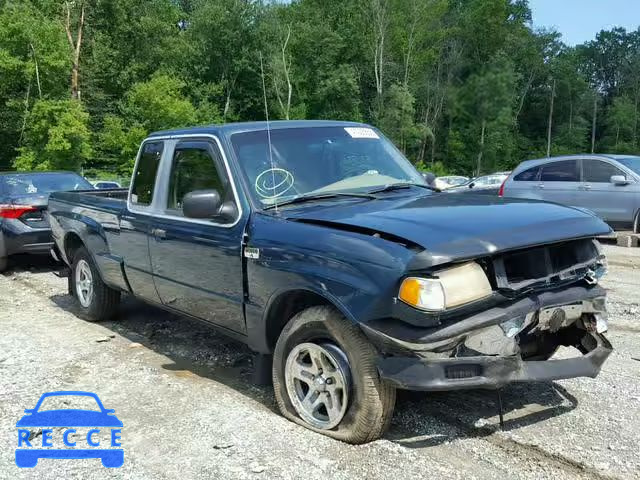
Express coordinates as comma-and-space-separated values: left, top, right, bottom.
0, 204, 37, 219
399, 262, 492, 312
399, 277, 446, 311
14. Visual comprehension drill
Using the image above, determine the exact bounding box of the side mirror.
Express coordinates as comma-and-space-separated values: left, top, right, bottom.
468, 182, 475, 189
24, 409, 35, 414
610, 175, 628, 185
183, 190, 222, 219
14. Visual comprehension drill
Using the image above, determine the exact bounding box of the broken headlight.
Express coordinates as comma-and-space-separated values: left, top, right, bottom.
399, 262, 493, 312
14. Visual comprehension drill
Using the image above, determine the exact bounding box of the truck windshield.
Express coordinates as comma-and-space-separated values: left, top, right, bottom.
230, 126, 425, 206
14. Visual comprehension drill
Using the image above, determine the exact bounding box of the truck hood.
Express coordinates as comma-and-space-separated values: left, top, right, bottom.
284, 194, 612, 266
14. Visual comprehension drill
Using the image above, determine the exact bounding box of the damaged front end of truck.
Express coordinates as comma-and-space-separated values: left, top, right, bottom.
362, 238, 612, 391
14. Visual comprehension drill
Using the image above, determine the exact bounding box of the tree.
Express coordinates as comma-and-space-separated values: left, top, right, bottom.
14, 99, 92, 171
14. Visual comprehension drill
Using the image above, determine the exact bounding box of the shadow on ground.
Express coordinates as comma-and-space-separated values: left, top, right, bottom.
50, 290, 578, 447
1, 254, 60, 276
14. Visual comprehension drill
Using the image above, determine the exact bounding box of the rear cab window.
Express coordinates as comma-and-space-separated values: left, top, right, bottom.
130, 142, 164, 206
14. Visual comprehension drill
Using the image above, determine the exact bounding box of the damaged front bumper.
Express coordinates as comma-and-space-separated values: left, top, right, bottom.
363, 284, 613, 391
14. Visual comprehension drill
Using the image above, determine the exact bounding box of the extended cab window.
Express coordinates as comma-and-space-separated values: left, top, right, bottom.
582, 159, 624, 182
540, 160, 579, 182
131, 142, 163, 205
166, 143, 232, 221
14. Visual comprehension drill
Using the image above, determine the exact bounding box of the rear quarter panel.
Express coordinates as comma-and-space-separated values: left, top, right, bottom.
48, 191, 129, 292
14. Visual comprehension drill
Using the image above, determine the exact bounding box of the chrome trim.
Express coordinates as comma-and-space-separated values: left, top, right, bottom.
127, 133, 244, 228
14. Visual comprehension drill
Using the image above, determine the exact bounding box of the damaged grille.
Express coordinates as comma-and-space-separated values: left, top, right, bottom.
493, 239, 602, 291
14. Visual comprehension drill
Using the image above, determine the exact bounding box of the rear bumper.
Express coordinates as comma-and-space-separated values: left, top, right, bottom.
1, 219, 52, 256
378, 332, 612, 391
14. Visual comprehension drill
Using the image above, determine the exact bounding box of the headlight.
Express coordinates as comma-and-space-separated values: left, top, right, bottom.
399, 262, 492, 312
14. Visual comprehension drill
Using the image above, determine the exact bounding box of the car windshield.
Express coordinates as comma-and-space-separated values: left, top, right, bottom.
616, 156, 640, 176
230, 126, 425, 206
0, 173, 92, 196
37, 395, 102, 412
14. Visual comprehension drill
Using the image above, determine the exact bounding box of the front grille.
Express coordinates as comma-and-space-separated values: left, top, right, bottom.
493, 239, 600, 291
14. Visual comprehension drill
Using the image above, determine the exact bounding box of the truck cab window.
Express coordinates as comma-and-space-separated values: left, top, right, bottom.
131, 142, 163, 205
166, 145, 230, 219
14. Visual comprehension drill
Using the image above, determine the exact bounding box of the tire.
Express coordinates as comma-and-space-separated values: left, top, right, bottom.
71, 246, 120, 322
634, 209, 640, 234
0, 256, 7, 273
272, 305, 396, 444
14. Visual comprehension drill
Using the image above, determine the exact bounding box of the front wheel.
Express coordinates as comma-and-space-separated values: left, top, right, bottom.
272, 306, 395, 444
71, 246, 120, 322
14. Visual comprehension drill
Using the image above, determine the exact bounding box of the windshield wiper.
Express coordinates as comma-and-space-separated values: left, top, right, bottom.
263, 192, 377, 210
367, 182, 437, 194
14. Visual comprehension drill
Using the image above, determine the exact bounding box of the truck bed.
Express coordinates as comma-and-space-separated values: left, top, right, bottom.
48, 188, 128, 214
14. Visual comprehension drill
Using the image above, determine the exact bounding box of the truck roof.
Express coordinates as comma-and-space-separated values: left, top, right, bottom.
148, 120, 370, 138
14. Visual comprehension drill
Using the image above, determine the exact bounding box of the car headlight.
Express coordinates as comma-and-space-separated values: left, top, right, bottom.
399, 262, 493, 312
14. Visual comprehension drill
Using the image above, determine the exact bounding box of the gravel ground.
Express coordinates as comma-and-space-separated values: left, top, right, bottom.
0, 244, 639, 479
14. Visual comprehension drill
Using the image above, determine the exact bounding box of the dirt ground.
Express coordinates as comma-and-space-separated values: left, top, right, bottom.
0, 244, 639, 479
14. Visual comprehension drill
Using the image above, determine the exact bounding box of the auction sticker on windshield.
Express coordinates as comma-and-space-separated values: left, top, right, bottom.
344, 127, 380, 139
15, 391, 123, 468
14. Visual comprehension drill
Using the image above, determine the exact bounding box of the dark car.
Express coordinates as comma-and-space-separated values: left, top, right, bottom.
49, 121, 612, 444
0, 171, 93, 271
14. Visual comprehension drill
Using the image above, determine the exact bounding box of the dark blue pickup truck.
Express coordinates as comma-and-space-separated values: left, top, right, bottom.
49, 120, 613, 443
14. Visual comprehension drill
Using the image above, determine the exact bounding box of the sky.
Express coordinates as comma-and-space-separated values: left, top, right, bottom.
528, 0, 640, 45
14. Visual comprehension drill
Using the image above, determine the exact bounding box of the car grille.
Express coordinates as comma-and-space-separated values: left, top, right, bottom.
493, 239, 602, 291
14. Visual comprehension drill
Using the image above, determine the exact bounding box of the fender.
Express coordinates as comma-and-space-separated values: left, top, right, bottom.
56, 211, 129, 293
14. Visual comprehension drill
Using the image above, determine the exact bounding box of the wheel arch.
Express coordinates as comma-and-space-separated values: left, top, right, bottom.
63, 231, 85, 264
262, 288, 358, 353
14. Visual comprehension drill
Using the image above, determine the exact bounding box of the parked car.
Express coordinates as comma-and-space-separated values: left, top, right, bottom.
437, 175, 469, 188
49, 121, 612, 444
92, 180, 122, 189
447, 171, 510, 195
0, 171, 93, 271
500, 155, 640, 232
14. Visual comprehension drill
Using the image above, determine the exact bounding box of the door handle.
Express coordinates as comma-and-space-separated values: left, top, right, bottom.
579, 184, 592, 191
537, 183, 544, 189
151, 228, 166, 239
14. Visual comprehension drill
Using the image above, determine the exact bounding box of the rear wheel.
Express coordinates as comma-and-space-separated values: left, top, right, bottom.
71, 246, 120, 321
272, 306, 395, 444
0, 256, 7, 273
634, 209, 640, 234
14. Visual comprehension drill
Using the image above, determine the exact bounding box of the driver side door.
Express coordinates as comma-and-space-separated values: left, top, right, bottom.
148, 138, 248, 334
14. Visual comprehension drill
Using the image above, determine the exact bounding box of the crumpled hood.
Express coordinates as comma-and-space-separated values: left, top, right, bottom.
285, 194, 612, 266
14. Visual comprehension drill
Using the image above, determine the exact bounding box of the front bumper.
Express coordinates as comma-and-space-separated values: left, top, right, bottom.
377, 331, 612, 391
363, 284, 613, 391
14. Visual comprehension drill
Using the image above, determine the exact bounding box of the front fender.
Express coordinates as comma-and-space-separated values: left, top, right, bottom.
244, 214, 414, 352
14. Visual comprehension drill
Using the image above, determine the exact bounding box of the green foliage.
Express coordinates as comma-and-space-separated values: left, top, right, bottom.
14, 100, 92, 171
1, 0, 639, 176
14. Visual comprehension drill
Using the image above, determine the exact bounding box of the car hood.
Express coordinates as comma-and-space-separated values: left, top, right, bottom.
16, 409, 123, 427
284, 194, 612, 267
